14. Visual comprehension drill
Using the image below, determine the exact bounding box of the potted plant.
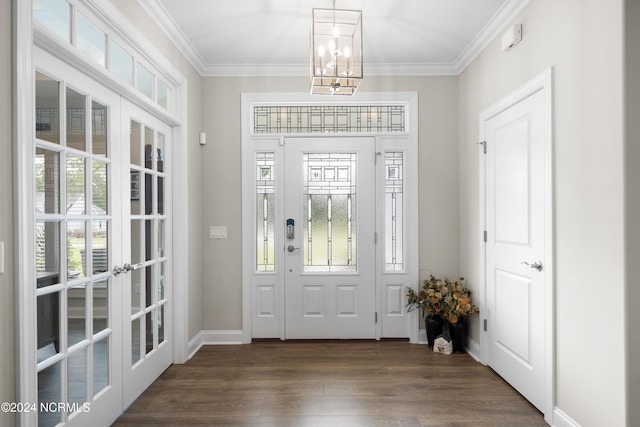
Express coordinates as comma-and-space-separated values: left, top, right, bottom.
406, 275, 479, 351
441, 277, 479, 353
406, 275, 448, 347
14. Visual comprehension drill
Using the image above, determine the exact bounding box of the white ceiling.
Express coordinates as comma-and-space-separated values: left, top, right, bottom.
139, 0, 528, 76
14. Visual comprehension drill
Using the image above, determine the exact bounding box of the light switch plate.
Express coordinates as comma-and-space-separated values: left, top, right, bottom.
209, 226, 227, 239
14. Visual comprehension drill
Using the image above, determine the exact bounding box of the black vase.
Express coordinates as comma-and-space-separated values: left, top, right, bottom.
425, 314, 444, 348
448, 317, 467, 354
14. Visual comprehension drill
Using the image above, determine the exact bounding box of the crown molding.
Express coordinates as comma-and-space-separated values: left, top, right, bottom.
138, 0, 530, 78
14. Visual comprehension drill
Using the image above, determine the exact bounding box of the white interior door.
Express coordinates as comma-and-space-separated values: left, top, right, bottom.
284, 137, 376, 339
32, 48, 173, 426
485, 89, 546, 411
121, 101, 173, 406
34, 49, 123, 427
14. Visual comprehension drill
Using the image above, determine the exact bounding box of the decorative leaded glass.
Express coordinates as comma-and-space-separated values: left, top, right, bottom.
256, 152, 275, 272
254, 105, 405, 134
385, 152, 404, 271
303, 153, 356, 272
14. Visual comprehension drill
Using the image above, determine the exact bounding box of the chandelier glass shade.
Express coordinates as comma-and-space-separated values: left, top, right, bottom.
310, 7, 363, 95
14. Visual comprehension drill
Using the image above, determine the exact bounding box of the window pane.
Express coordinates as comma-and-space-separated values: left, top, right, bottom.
145, 311, 153, 354
92, 160, 108, 212
33, 0, 71, 43
92, 220, 108, 274
77, 13, 106, 66
38, 360, 62, 427
136, 62, 154, 99
67, 220, 86, 279
93, 279, 108, 333
36, 221, 61, 281
131, 268, 142, 314
66, 87, 86, 151
256, 152, 275, 272
303, 153, 356, 272
157, 79, 172, 111
110, 40, 133, 84
66, 155, 86, 214
130, 120, 142, 167
93, 336, 109, 397
68, 348, 88, 409
385, 152, 404, 272
131, 317, 141, 365
35, 72, 60, 144
92, 100, 108, 156
157, 133, 165, 173
37, 291, 60, 363
67, 284, 86, 346
36, 148, 60, 214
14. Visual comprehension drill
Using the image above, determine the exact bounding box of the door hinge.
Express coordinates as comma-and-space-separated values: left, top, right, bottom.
483, 230, 487, 242
478, 141, 486, 154
484, 318, 487, 331
375, 312, 378, 323
374, 232, 377, 244
375, 151, 382, 165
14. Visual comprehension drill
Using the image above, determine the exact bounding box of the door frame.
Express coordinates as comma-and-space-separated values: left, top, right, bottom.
13, 1, 190, 424
241, 92, 420, 344
478, 68, 554, 423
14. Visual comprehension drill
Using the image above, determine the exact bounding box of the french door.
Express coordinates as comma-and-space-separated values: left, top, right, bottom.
283, 137, 376, 339
32, 47, 172, 426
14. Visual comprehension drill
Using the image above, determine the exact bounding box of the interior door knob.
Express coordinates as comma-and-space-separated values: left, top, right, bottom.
521, 261, 543, 271
287, 245, 300, 252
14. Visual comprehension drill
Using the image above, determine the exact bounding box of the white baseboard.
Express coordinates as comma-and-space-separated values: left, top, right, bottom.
553, 407, 580, 427
465, 336, 482, 362
187, 330, 244, 359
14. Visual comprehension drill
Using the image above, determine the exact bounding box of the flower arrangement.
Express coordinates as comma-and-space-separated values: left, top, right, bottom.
406, 275, 479, 323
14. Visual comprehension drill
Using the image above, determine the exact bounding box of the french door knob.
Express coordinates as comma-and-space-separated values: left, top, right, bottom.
287, 245, 300, 253
123, 262, 144, 272
521, 261, 543, 272
113, 265, 124, 276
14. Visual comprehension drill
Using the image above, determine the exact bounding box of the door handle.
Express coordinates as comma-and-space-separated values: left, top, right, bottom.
113, 265, 124, 276
521, 261, 543, 272
287, 245, 300, 253
123, 263, 144, 272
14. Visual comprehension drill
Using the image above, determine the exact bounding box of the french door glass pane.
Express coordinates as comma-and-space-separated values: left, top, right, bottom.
130, 121, 142, 166
67, 284, 86, 347
91, 221, 108, 274
92, 101, 108, 156
66, 155, 86, 214
36, 148, 61, 214
92, 336, 109, 397
131, 317, 141, 365
68, 348, 88, 407
67, 220, 86, 279
36, 221, 61, 281
37, 292, 60, 361
35, 72, 60, 144
93, 279, 108, 333
92, 160, 108, 211
38, 360, 63, 427
131, 268, 142, 314
66, 87, 86, 151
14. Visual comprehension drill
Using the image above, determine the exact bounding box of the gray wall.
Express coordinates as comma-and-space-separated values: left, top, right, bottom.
199, 76, 459, 330
458, 0, 626, 425
625, 0, 640, 425
1, 3, 15, 427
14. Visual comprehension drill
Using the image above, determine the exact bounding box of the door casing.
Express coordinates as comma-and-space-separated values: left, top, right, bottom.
478, 68, 554, 424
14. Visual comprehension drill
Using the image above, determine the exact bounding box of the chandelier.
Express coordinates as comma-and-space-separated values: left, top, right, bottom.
310, 2, 363, 95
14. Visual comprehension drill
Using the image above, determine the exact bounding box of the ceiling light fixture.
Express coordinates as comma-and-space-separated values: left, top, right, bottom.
310, 1, 362, 95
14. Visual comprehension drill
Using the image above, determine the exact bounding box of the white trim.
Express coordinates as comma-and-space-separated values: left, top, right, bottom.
13, 0, 38, 425
553, 408, 581, 427
188, 330, 245, 357
478, 68, 554, 424
137, 0, 528, 77
465, 337, 481, 362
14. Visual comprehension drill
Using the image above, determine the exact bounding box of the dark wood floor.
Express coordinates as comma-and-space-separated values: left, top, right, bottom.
113, 340, 547, 426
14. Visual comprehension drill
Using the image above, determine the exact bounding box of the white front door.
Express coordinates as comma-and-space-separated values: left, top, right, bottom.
284, 137, 376, 339
484, 88, 547, 412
